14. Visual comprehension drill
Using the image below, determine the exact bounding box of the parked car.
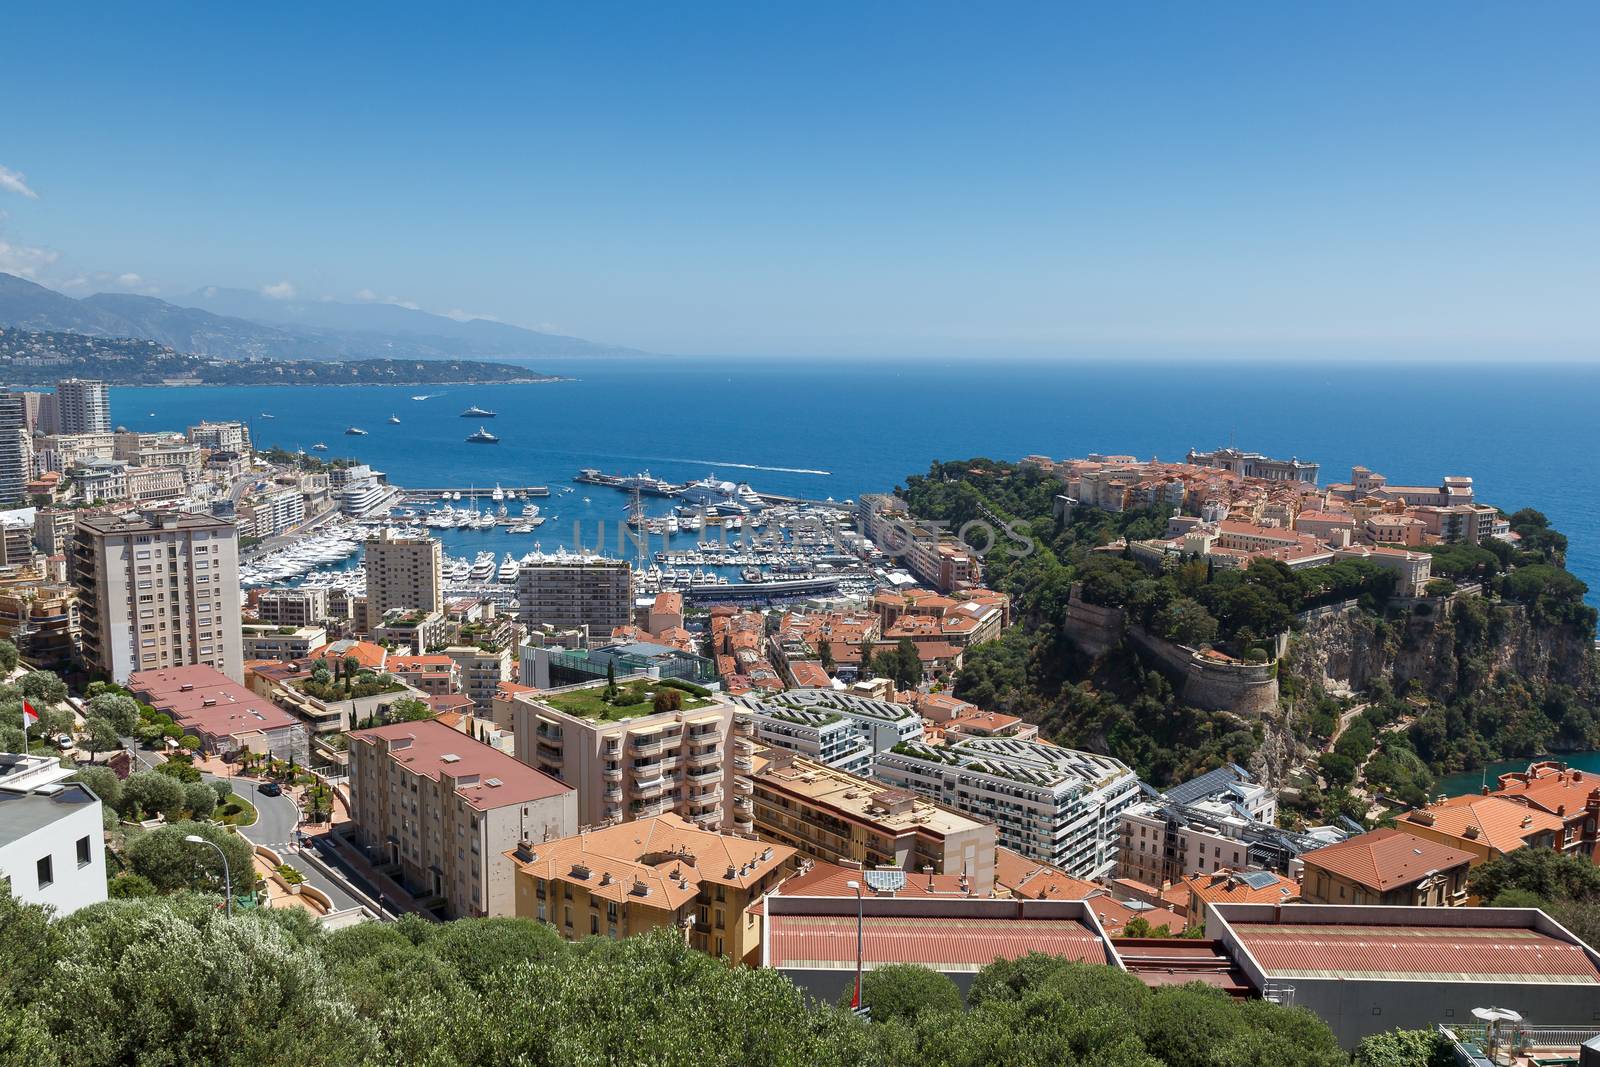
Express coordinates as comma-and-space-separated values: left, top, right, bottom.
55, 734, 75, 751
258, 782, 282, 797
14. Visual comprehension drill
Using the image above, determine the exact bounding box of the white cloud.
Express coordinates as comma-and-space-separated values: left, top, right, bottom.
261, 280, 297, 300
0, 164, 39, 200
354, 287, 421, 310
0, 238, 60, 278
354, 288, 379, 301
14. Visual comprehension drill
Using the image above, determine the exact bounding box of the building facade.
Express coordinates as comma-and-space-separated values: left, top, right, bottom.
513, 551, 634, 632
53, 379, 110, 435
72, 510, 244, 683
363, 529, 443, 623
347, 719, 576, 918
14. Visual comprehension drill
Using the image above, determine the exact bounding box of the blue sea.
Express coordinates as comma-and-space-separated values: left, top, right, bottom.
114, 357, 1600, 607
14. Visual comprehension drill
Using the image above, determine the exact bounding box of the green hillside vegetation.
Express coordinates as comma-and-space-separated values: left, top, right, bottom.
898, 460, 1599, 799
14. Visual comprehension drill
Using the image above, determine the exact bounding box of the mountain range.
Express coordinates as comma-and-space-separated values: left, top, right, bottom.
0, 272, 642, 362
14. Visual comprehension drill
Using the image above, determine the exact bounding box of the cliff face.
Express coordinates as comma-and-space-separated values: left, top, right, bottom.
1283, 595, 1597, 703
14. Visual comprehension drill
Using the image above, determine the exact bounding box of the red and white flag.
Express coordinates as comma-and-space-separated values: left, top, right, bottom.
22, 700, 39, 728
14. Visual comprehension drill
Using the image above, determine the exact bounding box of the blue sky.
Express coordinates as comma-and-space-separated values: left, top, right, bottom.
3, 2, 1598, 358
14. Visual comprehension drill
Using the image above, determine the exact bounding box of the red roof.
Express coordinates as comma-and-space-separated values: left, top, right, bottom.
1232, 922, 1600, 982
128, 665, 300, 738
350, 718, 572, 811
776, 862, 978, 899
766, 913, 1108, 970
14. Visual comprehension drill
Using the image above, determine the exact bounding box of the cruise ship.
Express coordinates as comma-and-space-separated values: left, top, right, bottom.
461, 405, 496, 418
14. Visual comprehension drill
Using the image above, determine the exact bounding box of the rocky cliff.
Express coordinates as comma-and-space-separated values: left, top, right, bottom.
1282, 594, 1598, 704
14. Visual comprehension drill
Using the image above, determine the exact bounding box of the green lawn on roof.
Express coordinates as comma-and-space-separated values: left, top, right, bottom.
544, 680, 714, 721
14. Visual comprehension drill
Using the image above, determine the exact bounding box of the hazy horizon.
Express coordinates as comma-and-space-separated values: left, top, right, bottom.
4, 4, 1599, 361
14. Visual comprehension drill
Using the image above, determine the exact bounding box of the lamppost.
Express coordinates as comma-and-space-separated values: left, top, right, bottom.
845, 879, 864, 1009
185, 834, 233, 917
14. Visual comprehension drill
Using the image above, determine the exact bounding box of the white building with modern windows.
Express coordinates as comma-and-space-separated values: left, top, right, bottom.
872, 736, 1139, 880
0, 756, 107, 916
731, 689, 923, 776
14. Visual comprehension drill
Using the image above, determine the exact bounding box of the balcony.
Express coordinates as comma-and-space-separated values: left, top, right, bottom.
686, 764, 723, 783
689, 809, 722, 827
602, 765, 624, 782
604, 786, 623, 802
634, 798, 670, 819
690, 788, 724, 807
634, 775, 668, 797
732, 776, 753, 794
732, 794, 752, 812
733, 816, 754, 834
632, 735, 666, 756
733, 718, 754, 737
732, 756, 754, 773
686, 748, 721, 768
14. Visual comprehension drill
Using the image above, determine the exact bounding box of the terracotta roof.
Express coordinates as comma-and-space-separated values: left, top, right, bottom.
351, 718, 571, 811
507, 813, 793, 910
1232, 922, 1600, 983
1085, 896, 1188, 935
1300, 828, 1475, 892
776, 861, 980, 899
426, 693, 475, 713
766, 913, 1108, 971
1493, 762, 1600, 821
1403, 794, 1565, 853
1185, 869, 1298, 906
128, 665, 300, 738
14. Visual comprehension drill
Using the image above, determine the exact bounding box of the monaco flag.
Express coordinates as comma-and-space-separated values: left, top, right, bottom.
22, 700, 39, 728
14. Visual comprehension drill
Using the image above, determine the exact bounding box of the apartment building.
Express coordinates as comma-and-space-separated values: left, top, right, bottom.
508, 813, 794, 962
443, 645, 512, 711
855, 494, 979, 593
0, 394, 29, 507
363, 529, 443, 623
254, 587, 329, 628
72, 510, 243, 683
513, 550, 634, 632
730, 688, 923, 776
0, 771, 107, 916
509, 679, 739, 831
0, 567, 80, 663
747, 752, 997, 893
250, 485, 304, 537
53, 379, 110, 435
873, 736, 1139, 879
1298, 828, 1474, 908
1179, 868, 1299, 928
371, 608, 449, 654
385, 654, 461, 697
240, 624, 328, 662
113, 432, 202, 486
348, 719, 576, 918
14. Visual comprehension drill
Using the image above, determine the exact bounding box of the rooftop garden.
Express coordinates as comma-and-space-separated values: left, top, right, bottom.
544, 678, 714, 722
292, 660, 408, 702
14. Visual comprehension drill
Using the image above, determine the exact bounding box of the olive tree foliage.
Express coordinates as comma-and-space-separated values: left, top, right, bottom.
125, 822, 255, 896
85, 693, 141, 735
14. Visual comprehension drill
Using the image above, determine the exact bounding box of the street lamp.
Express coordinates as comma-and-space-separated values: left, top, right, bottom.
846, 879, 864, 1010
185, 834, 233, 917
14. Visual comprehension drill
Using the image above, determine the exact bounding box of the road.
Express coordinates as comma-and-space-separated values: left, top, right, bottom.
201, 772, 366, 913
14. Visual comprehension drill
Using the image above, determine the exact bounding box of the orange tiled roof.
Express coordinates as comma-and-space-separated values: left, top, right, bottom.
1300, 828, 1475, 892
1403, 794, 1565, 853
1184, 869, 1298, 906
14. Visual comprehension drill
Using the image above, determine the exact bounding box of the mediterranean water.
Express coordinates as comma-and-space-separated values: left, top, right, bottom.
114, 356, 1600, 605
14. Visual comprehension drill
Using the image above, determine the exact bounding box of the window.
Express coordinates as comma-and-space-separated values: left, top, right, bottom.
76, 836, 92, 867
36, 855, 53, 889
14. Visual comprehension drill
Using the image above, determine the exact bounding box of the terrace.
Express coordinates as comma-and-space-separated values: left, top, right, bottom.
540, 679, 715, 723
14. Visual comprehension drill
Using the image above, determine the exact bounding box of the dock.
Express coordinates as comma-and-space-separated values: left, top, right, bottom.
403, 486, 549, 500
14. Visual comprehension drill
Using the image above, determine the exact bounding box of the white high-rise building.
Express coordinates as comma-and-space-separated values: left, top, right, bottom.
54, 379, 111, 435
873, 736, 1140, 879
0, 394, 30, 507
71, 510, 244, 682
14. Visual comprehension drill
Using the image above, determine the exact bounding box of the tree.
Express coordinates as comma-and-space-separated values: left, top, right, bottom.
387, 697, 433, 723
842, 963, 962, 1024
1471, 847, 1600, 905
0, 639, 18, 674
16, 671, 67, 707
73, 765, 123, 811
184, 781, 218, 820
890, 637, 923, 690
653, 687, 683, 713
108, 872, 158, 898
818, 640, 834, 673
82, 715, 123, 754
120, 769, 187, 821
857, 641, 876, 680
86, 693, 141, 735
1351, 1028, 1449, 1067
604, 660, 619, 701
125, 821, 256, 896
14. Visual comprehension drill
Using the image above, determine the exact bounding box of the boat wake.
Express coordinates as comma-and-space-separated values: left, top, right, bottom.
674, 459, 831, 476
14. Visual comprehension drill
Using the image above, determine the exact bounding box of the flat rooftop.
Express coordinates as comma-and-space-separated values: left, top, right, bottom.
352, 719, 571, 811
0, 783, 99, 845
129, 665, 300, 737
